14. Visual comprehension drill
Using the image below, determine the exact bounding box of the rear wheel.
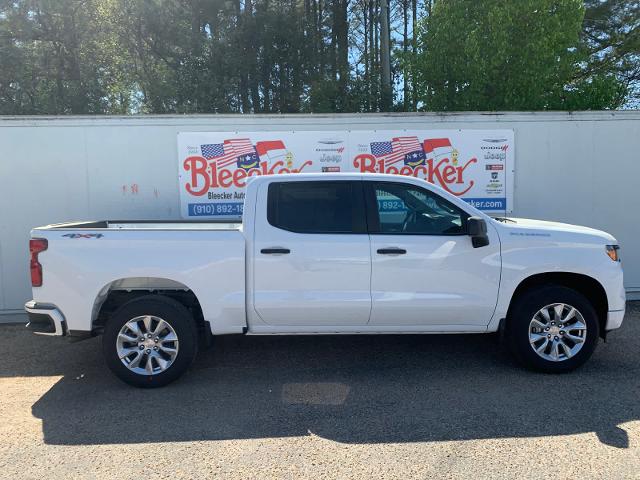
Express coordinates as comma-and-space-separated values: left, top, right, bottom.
508, 285, 599, 373
102, 295, 198, 387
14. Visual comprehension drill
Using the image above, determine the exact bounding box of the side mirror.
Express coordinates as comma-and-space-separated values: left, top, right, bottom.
467, 217, 489, 248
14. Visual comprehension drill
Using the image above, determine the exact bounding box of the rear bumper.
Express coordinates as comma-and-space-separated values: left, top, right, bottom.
24, 301, 66, 336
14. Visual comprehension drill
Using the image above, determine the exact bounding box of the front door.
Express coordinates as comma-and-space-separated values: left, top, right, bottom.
365, 180, 501, 328
252, 179, 372, 327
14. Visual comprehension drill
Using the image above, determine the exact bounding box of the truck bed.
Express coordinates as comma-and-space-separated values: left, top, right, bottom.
36, 220, 242, 231
30, 219, 247, 336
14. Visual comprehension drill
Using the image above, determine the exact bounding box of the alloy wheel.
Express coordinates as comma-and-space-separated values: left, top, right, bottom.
116, 315, 179, 375
528, 303, 587, 362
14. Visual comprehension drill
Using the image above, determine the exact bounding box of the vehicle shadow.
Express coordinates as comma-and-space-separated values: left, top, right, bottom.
9, 303, 640, 447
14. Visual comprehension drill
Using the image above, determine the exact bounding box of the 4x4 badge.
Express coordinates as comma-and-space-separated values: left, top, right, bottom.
62, 233, 104, 239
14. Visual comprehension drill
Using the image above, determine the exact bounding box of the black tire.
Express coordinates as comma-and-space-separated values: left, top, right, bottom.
508, 285, 599, 373
102, 295, 198, 388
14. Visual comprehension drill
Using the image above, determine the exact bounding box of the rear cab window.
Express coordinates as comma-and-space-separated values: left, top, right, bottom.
267, 181, 367, 234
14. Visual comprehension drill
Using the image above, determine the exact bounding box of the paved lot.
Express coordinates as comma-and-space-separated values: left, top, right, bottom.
0, 303, 639, 479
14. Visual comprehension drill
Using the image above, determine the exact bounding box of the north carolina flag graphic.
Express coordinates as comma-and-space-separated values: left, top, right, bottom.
225, 138, 258, 169
256, 140, 288, 163
423, 138, 453, 159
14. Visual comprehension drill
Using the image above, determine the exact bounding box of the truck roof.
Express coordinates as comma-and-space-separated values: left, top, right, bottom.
247, 172, 422, 184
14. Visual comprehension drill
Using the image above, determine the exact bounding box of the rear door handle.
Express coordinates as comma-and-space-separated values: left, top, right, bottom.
261, 248, 291, 255
377, 248, 407, 255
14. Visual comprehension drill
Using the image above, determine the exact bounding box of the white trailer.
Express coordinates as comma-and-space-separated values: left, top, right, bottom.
0, 111, 639, 316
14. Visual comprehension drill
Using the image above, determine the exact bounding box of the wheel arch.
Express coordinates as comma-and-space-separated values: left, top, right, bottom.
506, 272, 608, 338
92, 277, 208, 343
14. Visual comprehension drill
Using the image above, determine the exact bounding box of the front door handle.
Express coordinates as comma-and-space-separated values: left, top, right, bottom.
261, 248, 291, 255
377, 248, 407, 255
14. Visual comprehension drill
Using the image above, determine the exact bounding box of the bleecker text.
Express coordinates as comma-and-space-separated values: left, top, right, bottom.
184, 156, 313, 196
353, 154, 477, 196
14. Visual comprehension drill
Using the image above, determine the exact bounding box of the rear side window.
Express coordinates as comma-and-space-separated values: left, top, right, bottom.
267, 181, 366, 234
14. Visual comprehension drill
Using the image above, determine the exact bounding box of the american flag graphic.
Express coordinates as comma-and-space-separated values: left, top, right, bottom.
200, 143, 236, 167
370, 136, 425, 166
200, 138, 258, 169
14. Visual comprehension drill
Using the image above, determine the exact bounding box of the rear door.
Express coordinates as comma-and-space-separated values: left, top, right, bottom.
252, 179, 372, 326
365, 180, 501, 328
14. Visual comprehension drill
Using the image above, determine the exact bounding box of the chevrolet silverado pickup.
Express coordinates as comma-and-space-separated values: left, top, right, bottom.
25, 173, 625, 387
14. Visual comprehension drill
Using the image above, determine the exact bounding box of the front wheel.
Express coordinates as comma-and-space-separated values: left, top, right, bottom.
102, 295, 198, 387
508, 285, 599, 373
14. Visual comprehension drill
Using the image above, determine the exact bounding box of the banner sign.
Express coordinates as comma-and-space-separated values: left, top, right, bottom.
178, 129, 514, 218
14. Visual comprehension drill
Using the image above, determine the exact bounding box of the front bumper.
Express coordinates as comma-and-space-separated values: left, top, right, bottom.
24, 301, 66, 336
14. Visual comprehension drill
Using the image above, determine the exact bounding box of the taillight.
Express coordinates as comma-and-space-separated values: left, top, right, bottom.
30, 238, 48, 287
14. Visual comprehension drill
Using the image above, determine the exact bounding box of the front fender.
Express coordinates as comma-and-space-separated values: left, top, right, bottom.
488, 239, 624, 331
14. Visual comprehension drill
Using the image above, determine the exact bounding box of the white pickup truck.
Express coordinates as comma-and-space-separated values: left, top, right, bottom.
25, 173, 625, 387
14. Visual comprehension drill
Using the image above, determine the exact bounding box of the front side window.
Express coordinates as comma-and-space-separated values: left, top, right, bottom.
267, 181, 366, 234
369, 182, 468, 235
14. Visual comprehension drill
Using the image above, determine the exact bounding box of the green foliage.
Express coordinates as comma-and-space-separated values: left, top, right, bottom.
581, 0, 640, 106
407, 0, 627, 111
561, 74, 628, 110
0, 0, 637, 114
0, 0, 136, 114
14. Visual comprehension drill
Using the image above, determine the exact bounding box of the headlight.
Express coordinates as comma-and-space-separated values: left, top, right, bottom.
606, 245, 620, 262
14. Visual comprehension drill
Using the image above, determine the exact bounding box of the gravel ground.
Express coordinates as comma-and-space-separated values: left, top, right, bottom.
0, 302, 639, 479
